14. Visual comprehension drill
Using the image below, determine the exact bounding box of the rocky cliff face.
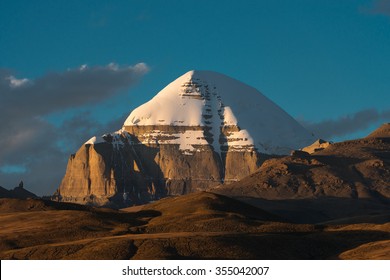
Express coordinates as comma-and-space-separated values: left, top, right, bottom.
55, 70, 314, 206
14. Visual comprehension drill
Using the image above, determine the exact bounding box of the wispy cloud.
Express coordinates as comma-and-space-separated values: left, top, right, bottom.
0, 62, 148, 119
300, 108, 390, 140
0, 63, 148, 195
361, 0, 390, 16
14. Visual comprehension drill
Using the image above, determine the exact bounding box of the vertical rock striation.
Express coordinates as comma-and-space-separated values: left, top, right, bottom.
56, 70, 315, 206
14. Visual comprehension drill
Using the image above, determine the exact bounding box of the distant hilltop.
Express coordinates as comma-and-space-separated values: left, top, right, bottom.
366, 123, 390, 138
0, 181, 37, 199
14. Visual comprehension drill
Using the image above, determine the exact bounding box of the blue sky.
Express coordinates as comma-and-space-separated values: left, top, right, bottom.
1, 0, 390, 194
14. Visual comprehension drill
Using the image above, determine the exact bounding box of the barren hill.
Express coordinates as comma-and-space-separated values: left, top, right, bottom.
212, 130, 390, 223
1, 193, 389, 259
366, 123, 390, 138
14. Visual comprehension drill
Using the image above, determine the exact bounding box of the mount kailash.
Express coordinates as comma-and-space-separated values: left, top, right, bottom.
55, 70, 315, 206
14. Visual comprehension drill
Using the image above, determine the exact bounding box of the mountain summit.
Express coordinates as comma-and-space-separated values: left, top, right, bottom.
123, 70, 313, 155
57, 70, 315, 206
366, 123, 390, 138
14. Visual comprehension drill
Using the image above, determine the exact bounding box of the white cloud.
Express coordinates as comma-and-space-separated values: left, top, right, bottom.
132, 62, 149, 74
79, 64, 88, 71
6, 75, 30, 88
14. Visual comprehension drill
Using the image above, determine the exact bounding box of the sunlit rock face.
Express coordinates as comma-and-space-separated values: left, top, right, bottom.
56, 70, 314, 206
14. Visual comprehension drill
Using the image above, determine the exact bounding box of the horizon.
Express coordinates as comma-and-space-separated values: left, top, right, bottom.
1, 0, 390, 195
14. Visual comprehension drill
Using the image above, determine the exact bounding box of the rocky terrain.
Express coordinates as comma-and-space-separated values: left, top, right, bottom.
4, 68, 389, 259
3, 127, 390, 260
1, 192, 389, 260
212, 124, 390, 223
56, 70, 314, 206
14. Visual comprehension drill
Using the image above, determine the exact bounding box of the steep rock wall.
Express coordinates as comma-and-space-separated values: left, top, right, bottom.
56, 130, 262, 206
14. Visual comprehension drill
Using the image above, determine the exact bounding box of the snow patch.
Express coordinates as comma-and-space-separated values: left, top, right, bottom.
85, 136, 105, 145
122, 70, 315, 155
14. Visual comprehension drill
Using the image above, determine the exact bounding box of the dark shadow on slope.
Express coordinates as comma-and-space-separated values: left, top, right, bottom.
235, 196, 390, 224
128, 230, 390, 260
2, 229, 390, 260
0, 197, 161, 225
205, 230, 390, 260
92, 134, 167, 207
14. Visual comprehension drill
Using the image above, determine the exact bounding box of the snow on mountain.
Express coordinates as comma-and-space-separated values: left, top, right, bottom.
123, 70, 314, 155
85, 136, 106, 145
58, 70, 317, 206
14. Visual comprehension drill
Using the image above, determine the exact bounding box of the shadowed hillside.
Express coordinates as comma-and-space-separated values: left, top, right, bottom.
212, 126, 390, 223
1, 192, 389, 260
0, 182, 37, 200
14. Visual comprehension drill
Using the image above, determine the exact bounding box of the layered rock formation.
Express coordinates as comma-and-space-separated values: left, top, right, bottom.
56, 70, 315, 206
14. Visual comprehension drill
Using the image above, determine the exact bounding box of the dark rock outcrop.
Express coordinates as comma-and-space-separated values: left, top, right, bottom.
0, 182, 37, 199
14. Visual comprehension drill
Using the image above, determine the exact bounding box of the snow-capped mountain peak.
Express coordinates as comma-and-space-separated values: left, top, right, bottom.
59, 70, 316, 206
123, 70, 314, 155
